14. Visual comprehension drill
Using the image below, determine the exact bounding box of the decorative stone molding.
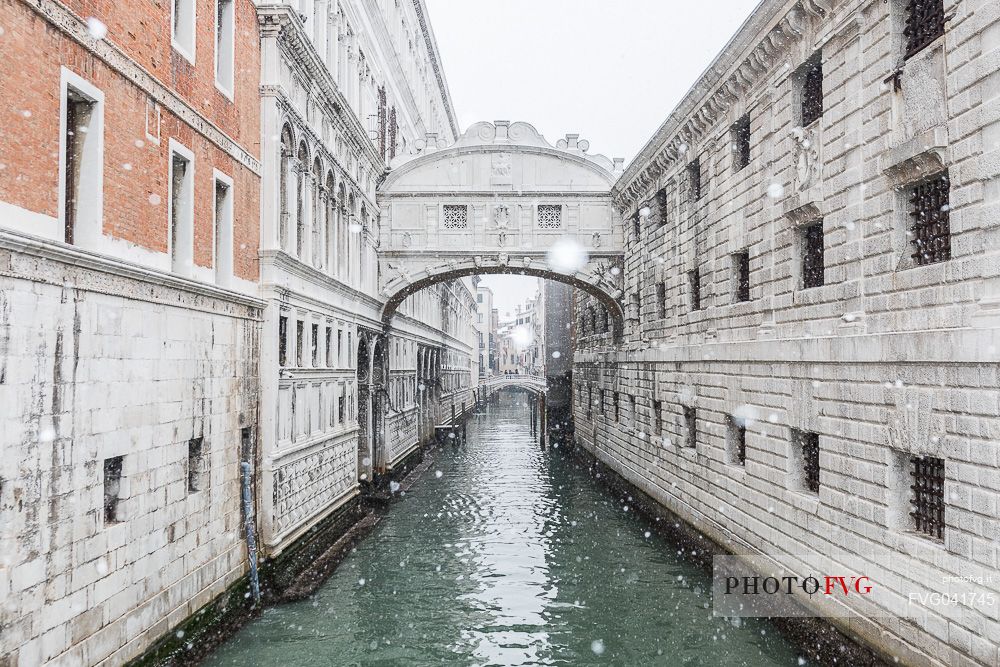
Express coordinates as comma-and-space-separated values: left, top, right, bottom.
881, 126, 949, 187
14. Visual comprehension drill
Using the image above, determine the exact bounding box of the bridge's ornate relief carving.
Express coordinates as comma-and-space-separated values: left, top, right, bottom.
378, 121, 626, 332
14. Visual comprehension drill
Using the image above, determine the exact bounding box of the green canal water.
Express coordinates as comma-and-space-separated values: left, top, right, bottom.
204, 393, 803, 666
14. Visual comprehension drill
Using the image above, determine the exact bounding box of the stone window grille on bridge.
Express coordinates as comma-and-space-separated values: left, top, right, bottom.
731, 114, 751, 172
187, 438, 204, 493
537, 204, 563, 229
278, 316, 288, 367
727, 416, 747, 466
910, 455, 945, 540
683, 407, 697, 448
687, 158, 702, 202
798, 52, 824, 127
103, 456, 124, 524
733, 250, 751, 302
443, 204, 468, 229
794, 429, 821, 493
688, 269, 702, 311
904, 0, 945, 60
909, 172, 951, 266
801, 221, 825, 289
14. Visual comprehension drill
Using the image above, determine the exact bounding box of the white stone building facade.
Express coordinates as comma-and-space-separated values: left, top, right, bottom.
575, 0, 1000, 664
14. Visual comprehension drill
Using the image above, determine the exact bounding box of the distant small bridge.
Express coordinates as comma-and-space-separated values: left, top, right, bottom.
478, 374, 547, 398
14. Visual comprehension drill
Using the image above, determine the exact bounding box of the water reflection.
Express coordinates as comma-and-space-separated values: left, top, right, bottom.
204, 392, 802, 666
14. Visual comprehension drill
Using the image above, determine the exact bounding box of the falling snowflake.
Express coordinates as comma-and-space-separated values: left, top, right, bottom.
86, 17, 108, 40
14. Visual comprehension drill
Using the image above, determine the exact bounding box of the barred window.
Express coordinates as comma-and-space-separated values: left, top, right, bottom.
683, 406, 697, 448
587, 385, 593, 419
910, 455, 945, 540
732, 114, 751, 171
656, 282, 667, 319
904, 0, 945, 60
103, 456, 124, 524
537, 204, 562, 229
909, 172, 950, 266
801, 221, 825, 289
793, 429, 820, 493
728, 416, 746, 466
653, 399, 663, 436
733, 250, 751, 302
687, 158, 702, 201
443, 204, 468, 229
799, 53, 823, 126
688, 269, 702, 311
187, 437, 204, 493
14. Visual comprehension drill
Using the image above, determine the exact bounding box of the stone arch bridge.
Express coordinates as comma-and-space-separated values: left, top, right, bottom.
377, 121, 626, 339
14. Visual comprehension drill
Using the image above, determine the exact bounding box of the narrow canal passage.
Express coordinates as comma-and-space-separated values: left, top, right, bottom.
205, 392, 802, 666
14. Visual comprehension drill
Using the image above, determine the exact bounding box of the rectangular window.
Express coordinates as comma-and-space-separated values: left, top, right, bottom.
337, 330, 343, 367
278, 316, 288, 367
909, 172, 951, 266
687, 158, 702, 202
793, 429, 821, 493
443, 204, 468, 229
656, 282, 666, 319
338, 393, 345, 424
169, 144, 194, 275
103, 456, 124, 524
727, 416, 747, 466
326, 328, 333, 367
215, 0, 234, 95
733, 250, 751, 302
587, 385, 593, 419
799, 52, 824, 126
296, 320, 304, 367
171, 0, 195, 61
904, 0, 945, 60
311, 323, 319, 366
62, 77, 102, 246
598, 389, 605, 417
653, 400, 663, 436
688, 269, 701, 311
910, 455, 945, 539
801, 222, 825, 289
240, 427, 253, 465
613, 392, 620, 422
537, 204, 562, 229
213, 176, 233, 285
187, 437, 204, 493
683, 406, 697, 448
732, 114, 751, 171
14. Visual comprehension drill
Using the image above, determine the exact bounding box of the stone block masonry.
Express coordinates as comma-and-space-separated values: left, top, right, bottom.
0, 233, 263, 666
575, 0, 1000, 664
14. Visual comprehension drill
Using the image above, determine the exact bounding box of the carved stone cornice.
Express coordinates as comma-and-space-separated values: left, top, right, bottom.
26, 0, 260, 176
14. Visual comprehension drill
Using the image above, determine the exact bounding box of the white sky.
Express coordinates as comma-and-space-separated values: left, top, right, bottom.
426, 0, 762, 313
425, 0, 762, 162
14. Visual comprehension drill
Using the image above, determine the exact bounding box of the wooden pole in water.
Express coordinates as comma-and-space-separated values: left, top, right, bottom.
539, 393, 546, 449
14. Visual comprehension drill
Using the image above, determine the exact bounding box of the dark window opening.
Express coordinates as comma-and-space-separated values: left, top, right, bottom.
187, 437, 204, 493
728, 416, 747, 466
732, 114, 751, 171
734, 250, 751, 302
613, 392, 620, 422
683, 406, 697, 448
800, 53, 824, 126
904, 0, 945, 60
687, 158, 702, 201
688, 269, 701, 311
240, 427, 253, 465
910, 455, 945, 540
802, 221, 825, 289
909, 172, 951, 266
656, 282, 666, 319
653, 399, 663, 436
63, 90, 95, 245
311, 323, 319, 366
295, 320, 304, 367
278, 316, 288, 367
103, 456, 124, 524
796, 430, 821, 493
325, 328, 333, 367
587, 385, 593, 419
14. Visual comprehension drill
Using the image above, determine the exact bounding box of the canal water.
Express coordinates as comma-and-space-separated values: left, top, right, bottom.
204, 393, 803, 666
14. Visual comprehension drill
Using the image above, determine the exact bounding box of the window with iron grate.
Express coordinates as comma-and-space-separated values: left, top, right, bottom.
687, 158, 702, 201
733, 250, 751, 302
732, 114, 751, 171
801, 221, 825, 289
653, 399, 663, 436
683, 406, 697, 448
613, 392, 620, 422
909, 172, 950, 265
688, 269, 701, 311
910, 455, 945, 540
794, 429, 821, 493
799, 53, 823, 126
103, 456, 124, 524
537, 204, 562, 229
904, 0, 945, 60
656, 282, 667, 319
728, 416, 747, 466
443, 204, 468, 229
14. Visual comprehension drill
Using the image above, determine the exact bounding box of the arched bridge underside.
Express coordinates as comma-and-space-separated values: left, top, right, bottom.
377, 121, 625, 338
